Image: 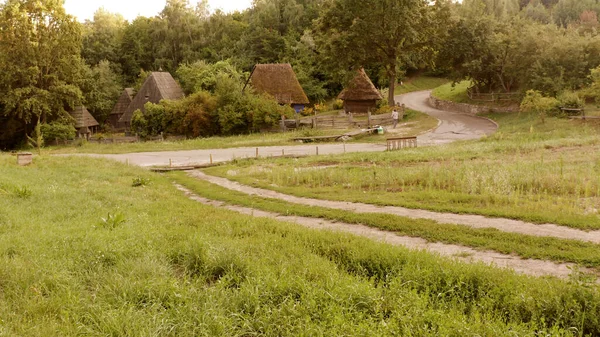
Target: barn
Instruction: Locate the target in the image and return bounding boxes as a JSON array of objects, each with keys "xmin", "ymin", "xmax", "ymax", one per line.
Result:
[
  {"xmin": 118, "ymin": 72, "xmax": 185, "ymax": 129},
  {"xmin": 108, "ymin": 88, "xmax": 134, "ymax": 129},
  {"xmin": 338, "ymin": 68, "xmax": 383, "ymax": 114},
  {"xmin": 249, "ymin": 64, "xmax": 310, "ymax": 113},
  {"xmin": 69, "ymin": 106, "xmax": 99, "ymax": 139}
]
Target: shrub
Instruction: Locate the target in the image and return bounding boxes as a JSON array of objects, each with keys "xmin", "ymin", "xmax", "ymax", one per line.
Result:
[
  {"xmin": 520, "ymin": 90, "xmax": 560, "ymax": 122},
  {"xmin": 333, "ymin": 99, "xmax": 344, "ymax": 110},
  {"xmin": 557, "ymin": 91, "xmax": 584, "ymax": 110},
  {"xmin": 40, "ymin": 121, "xmax": 76, "ymax": 144},
  {"xmin": 130, "ymin": 109, "xmax": 148, "ymax": 137}
]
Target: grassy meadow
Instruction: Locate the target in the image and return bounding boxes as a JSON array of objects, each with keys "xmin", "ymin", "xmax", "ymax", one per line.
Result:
[
  {"xmin": 204, "ymin": 112, "xmax": 600, "ymax": 229},
  {"xmin": 2, "ymin": 155, "xmax": 600, "ymax": 335}
]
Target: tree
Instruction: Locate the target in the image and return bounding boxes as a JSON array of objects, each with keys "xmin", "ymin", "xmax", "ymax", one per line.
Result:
[
  {"xmin": 80, "ymin": 60, "xmax": 123, "ymax": 123},
  {"xmin": 316, "ymin": 0, "xmax": 438, "ymax": 105},
  {"xmin": 82, "ymin": 8, "xmax": 127, "ymax": 68},
  {"xmin": 0, "ymin": 0, "xmax": 83, "ymax": 148}
]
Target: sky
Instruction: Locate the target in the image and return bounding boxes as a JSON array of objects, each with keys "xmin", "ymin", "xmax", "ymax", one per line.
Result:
[{"xmin": 63, "ymin": 0, "xmax": 253, "ymax": 21}]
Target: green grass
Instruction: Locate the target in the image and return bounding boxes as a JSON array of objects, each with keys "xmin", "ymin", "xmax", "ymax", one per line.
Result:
[
  {"xmin": 394, "ymin": 76, "xmax": 451, "ymax": 95},
  {"xmin": 205, "ymin": 112, "xmax": 600, "ymax": 229},
  {"xmin": 172, "ymin": 172, "xmax": 600, "ymax": 268},
  {"xmin": 3, "ymin": 155, "xmax": 600, "ymax": 335}
]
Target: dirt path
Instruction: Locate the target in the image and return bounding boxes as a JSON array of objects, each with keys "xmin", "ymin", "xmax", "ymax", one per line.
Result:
[
  {"xmin": 175, "ymin": 183, "xmax": 586, "ymax": 279},
  {"xmin": 190, "ymin": 171, "xmax": 600, "ymax": 244},
  {"xmin": 396, "ymin": 90, "xmax": 498, "ymax": 145}
]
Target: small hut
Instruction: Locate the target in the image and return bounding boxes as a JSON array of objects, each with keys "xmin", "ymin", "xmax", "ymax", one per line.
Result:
[
  {"xmin": 249, "ymin": 64, "xmax": 310, "ymax": 113},
  {"xmin": 108, "ymin": 88, "xmax": 134, "ymax": 129},
  {"xmin": 338, "ymin": 68, "xmax": 383, "ymax": 114},
  {"xmin": 69, "ymin": 106, "xmax": 99, "ymax": 139},
  {"xmin": 118, "ymin": 72, "xmax": 184, "ymax": 129}
]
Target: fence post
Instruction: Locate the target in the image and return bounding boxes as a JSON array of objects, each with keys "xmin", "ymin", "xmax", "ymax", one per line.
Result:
[
  {"xmin": 281, "ymin": 115, "xmax": 287, "ymax": 132},
  {"xmin": 368, "ymin": 110, "xmax": 372, "ymax": 128}
]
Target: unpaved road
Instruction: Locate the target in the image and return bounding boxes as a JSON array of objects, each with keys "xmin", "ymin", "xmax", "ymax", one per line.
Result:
[
  {"xmin": 396, "ymin": 90, "xmax": 498, "ymax": 145},
  {"xmin": 176, "ymin": 183, "xmax": 588, "ymax": 279},
  {"xmin": 76, "ymin": 90, "xmax": 497, "ymax": 167},
  {"xmin": 190, "ymin": 171, "xmax": 600, "ymax": 244}
]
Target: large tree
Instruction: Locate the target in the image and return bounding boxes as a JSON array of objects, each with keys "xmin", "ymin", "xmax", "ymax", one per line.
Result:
[
  {"xmin": 316, "ymin": 0, "xmax": 440, "ymax": 105},
  {"xmin": 0, "ymin": 0, "xmax": 83, "ymax": 147}
]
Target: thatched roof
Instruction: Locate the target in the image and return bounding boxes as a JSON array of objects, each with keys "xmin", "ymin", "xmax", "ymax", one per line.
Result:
[
  {"xmin": 118, "ymin": 72, "xmax": 184, "ymax": 125},
  {"xmin": 69, "ymin": 106, "xmax": 99, "ymax": 129},
  {"xmin": 110, "ymin": 88, "xmax": 134, "ymax": 116},
  {"xmin": 338, "ymin": 68, "xmax": 383, "ymax": 101},
  {"xmin": 250, "ymin": 64, "xmax": 309, "ymax": 105}
]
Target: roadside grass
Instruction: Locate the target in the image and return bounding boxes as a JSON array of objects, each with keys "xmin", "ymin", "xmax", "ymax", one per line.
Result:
[
  {"xmin": 172, "ymin": 171, "xmax": 600, "ymax": 268},
  {"xmin": 205, "ymin": 112, "xmax": 600, "ymax": 229},
  {"xmin": 394, "ymin": 76, "xmax": 450, "ymax": 95},
  {"xmin": 3, "ymin": 155, "xmax": 600, "ymax": 335}
]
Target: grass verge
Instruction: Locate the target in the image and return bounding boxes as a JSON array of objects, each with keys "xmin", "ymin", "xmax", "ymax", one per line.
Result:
[
  {"xmin": 172, "ymin": 171, "xmax": 600, "ymax": 269},
  {"xmin": 2, "ymin": 155, "xmax": 600, "ymax": 335}
]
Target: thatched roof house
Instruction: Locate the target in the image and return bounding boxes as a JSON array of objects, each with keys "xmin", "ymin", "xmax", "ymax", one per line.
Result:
[
  {"xmin": 69, "ymin": 106, "xmax": 99, "ymax": 138},
  {"xmin": 249, "ymin": 64, "xmax": 309, "ymax": 112},
  {"xmin": 118, "ymin": 72, "xmax": 184, "ymax": 128},
  {"xmin": 338, "ymin": 68, "xmax": 383, "ymax": 114},
  {"xmin": 108, "ymin": 88, "xmax": 134, "ymax": 129}
]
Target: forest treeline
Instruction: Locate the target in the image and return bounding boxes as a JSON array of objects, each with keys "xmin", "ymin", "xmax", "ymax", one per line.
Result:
[{"xmin": 2, "ymin": 0, "xmax": 600, "ymax": 149}]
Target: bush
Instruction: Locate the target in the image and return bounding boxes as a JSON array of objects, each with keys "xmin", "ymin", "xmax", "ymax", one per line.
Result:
[
  {"xmin": 557, "ymin": 91, "xmax": 584, "ymax": 109},
  {"xmin": 520, "ymin": 90, "xmax": 560, "ymax": 122},
  {"xmin": 333, "ymin": 99, "xmax": 344, "ymax": 110},
  {"xmin": 40, "ymin": 121, "xmax": 76, "ymax": 144},
  {"xmin": 130, "ymin": 109, "xmax": 149, "ymax": 138}
]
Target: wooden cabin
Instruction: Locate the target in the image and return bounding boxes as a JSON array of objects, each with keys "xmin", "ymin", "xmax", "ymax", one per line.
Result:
[
  {"xmin": 118, "ymin": 72, "xmax": 184, "ymax": 129},
  {"xmin": 108, "ymin": 88, "xmax": 134, "ymax": 129},
  {"xmin": 338, "ymin": 68, "xmax": 383, "ymax": 114},
  {"xmin": 249, "ymin": 64, "xmax": 310, "ymax": 113},
  {"xmin": 69, "ymin": 106, "xmax": 99, "ymax": 139}
]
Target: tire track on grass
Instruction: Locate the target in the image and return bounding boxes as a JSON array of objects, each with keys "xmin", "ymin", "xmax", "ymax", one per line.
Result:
[
  {"xmin": 175, "ymin": 183, "xmax": 588, "ymax": 279},
  {"xmin": 190, "ymin": 171, "xmax": 600, "ymax": 244}
]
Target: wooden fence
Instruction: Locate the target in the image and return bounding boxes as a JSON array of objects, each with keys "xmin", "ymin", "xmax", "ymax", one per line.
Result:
[{"xmin": 282, "ymin": 109, "xmax": 402, "ymax": 131}]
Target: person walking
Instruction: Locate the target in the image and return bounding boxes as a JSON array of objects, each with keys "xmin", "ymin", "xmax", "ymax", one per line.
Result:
[{"xmin": 391, "ymin": 108, "xmax": 399, "ymax": 129}]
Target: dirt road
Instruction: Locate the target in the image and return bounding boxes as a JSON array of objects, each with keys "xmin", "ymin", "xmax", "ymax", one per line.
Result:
[
  {"xmin": 190, "ymin": 171, "xmax": 600, "ymax": 244},
  {"xmin": 396, "ymin": 90, "xmax": 498, "ymax": 145},
  {"xmin": 79, "ymin": 90, "xmax": 497, "ymax": 167},
  {"xmin": 176, "ymin": 183, "xmax": 589, "ymax": 279}
]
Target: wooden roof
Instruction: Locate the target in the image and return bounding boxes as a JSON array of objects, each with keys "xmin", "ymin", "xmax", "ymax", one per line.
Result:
[
  {"xmin": 69, "ymin": 106, "xmax": 99, "ymax": 129},
  {"xmin": 118, "ymin": 72, "xmax": 184, "ymax": 124},
  {"xmin": 338, "ymin": 68, "xmax": 383, "ymax": 101},
  {"xmin": 110, "ymin": 88, "xmax": 134, "ymax": 116},
  {"xmin": 250, "ymin": 64, "xmax": 310, "ymax": 105}
]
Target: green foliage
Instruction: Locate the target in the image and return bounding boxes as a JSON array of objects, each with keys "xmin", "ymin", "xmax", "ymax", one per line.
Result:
[
  {"xmin": 520, "ymin": 90, "xmax": 559, "ymax": 122},
  {"xmin": 557, "ymin": 91, "xmax": 584, "ymax": 109},
  {"xmin": 40, "ymin": 121, "xmax": 77, "ymax": 143},
  {"xmin": 132, "ymin": 177, "xmax": 150, "ymax": 187},
  {"xmin": 13, "ymin": 186, "xmax": 32, "ymax": 199},
  {"xmin": 80, "ymin": 60, "xmax": 122, "ymax": 123},
  {"xmin": 176, "ymin": 60, "xmax": 245, "ymax": 95},
  {"xmin": 98, "ymin": 212, "xmax": 126, "ymax": 230},
  {"xmin": 130, "ymin": 109, "xmax": 149, "ymax": 137},
  {"xmin": 333, "ymin": 99, "xmax": 344, "ymax": 110}
]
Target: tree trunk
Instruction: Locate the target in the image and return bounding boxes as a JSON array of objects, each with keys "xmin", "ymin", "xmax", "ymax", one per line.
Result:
[
  {"xmin": 388, "ymin": 59, "xmax": 396, "ymax": 106},
  {"xmin": 388, "ymin": 73, "xmax": 396, "ymax": 106}
]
